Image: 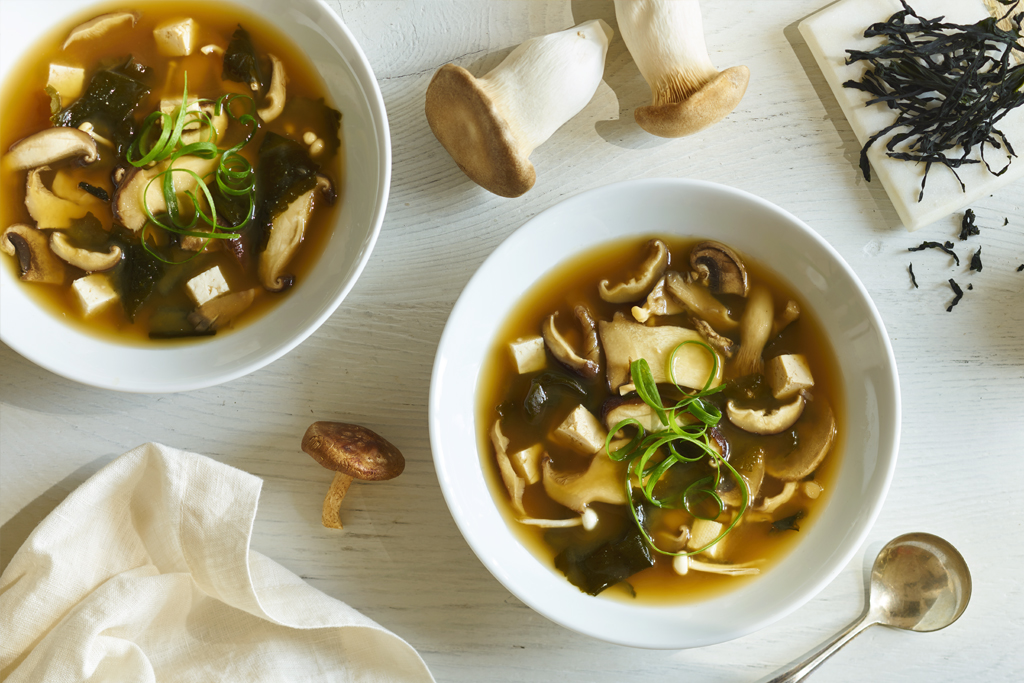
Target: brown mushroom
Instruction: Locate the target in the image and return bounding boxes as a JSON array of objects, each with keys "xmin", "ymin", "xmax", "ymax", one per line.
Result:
[
  {"xmin": 598, "ymin": 239, "xmax": 669, "ymax": 303},
  {"xmin": 690, "ymin": 241, "xmax": 748, "ymax": 297},
  {"xmin": 2, "ymin": 224, "xmax": 66, "ymax": 284},
  {"xmin": 49, "ymin": 232, "xmax": 122, "ymax": 271},
  {"xmin": 301, "ymin": 421, "xmax": 406, "ymax": 530},
  {"xmin": 733, "ymin": 284, "xmax": 773, "ymax": 376},
  {"xmin": 542, "ymin": 305, "xmax": 601, "ymax": 378},
  {"xmin": 663, "ymin": 271, "xmax": 739, "ymax": 332},
  {"xmin": 763, "ymin": 396, "xmax": 837, "ymax": 482},
  {"xmin": 5, "ymin": 128, "xmax": 99, "ymax": 172},
  {"xmin": 726, "ymin": 395, "xmax": 805, "ymax": 435}
]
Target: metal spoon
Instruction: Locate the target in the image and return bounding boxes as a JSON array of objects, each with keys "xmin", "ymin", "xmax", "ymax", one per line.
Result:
[{"xmin": 766, "ymin": 532, "xmax": 972, "ymax": 683}]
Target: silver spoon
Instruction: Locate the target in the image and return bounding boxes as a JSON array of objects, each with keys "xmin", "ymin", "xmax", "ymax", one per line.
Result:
[{"xmin": 766, "ymin": 532, "xmax": 972, "ymax": 683}]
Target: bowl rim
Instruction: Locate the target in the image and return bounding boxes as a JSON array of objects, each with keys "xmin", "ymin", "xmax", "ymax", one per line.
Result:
[
  {"xmin": 428, "ymin": 177, "xmax": 901, "ymax": 648},
  {"xmin": 0, "ymin": 0, "xmax": 391, "ymax": 393}
]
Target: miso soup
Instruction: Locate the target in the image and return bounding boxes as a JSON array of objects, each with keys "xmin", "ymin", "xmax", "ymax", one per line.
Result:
[
  {"xmin": 477, "ymin": 237, "xmax": 844, "ymax": 603},
  {"xmin": 0, "ymin": 1, "xmax": 343, "ymax": 343}
]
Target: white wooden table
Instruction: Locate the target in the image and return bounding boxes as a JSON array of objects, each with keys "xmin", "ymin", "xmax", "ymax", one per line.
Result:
[{"xmin": 3, "ymin": 2, "xmax": 1022, "ymax": 681}]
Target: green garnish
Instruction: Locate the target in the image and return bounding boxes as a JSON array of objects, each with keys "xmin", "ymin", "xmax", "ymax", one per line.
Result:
[
  {"xmin": 125, "ymin": 74, "xmax": 260, "ymax": 264},
  {"xmin": 604, "ymin": 341, "xmax": 748, "ymax": 558}
]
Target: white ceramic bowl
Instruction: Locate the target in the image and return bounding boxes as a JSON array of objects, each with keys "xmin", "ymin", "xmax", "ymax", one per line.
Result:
[
  {"xmin": 429, "ymin": 179, "xmax": 900, "ymax": 649},
  {"xmin": 0, "ymin": 0, "xmax": 390, "ymax": 392}
]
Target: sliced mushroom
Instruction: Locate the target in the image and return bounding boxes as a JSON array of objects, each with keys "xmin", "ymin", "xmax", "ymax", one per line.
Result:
[
  {"xmin": 62, "ymin": 11, "xmax": 140, "ymax": 50},
  {"xmin": 733, "ymin": 284, "xmax": 773, "ymax": 376},
  {"xmin": 25, "ymin": 168, "xmax": 90, "ymax": 229},
  {"xmin": 693, "ymin": 318, "xmax": 733, "ymax": 358},
  {"xmin": 49, "ymin": 232, "xmax": 121, "ymax": 271},
  {"xmin": 259, "ymin": 173, "xmax": 335, "ymax": 292},
  {"xmin": 542, "ymin": 451, "xmax": 627, "ymax": 513},
  {"xmin": 752, "ymin": 481, "xmax": 798, "ymax": 514},
  {"xmin": 598, "ymin": 239, "xmax": 669, "ymax": 303},
  {"xmin": 690, "ymin": 241, "xmax": 748, "ymax": 297},
  {"xmin": 491, "ymin": 419, "xmax": 527, "ymax": 516},
  {"xmin": 519, "ymin": 507, "xmax": 598, "ymax": 530},
  {"xmin": 631, "ymin": 273, "xmax": 685, "ymax": 323},
  {"xmin": 772, "ymin": 299, "xmax": 801, "ymax": 337},
  {"xmin": 257, "ymin": 54, "xmax": 287, "ymax": 123},
  {"xmin": 542, "ymin": 305, "xmax": 600, "ymax": 378},
  {"xmin": 187, "ymin": 288, "xmax": 256, "ymax": 332},
  {"xmin": 602, "ymin": 395, "xmax": 696, "ymax": 432},
  {"xmin": 598, "ymin": 312, "xmax": 722, "ymax": 393},
  {"xmin": 2, "ymin": 224, "xmax": 66, "ymax": 284},
  {"xmin": 718, "ymin": 446, "xmax": 765, "ymax": 507},
  {"xmin": 5, "ymin": 128, "xmax": 98, "ymax": 172},
  {"xmin": 663, "ymin": 271, "xmax": 739, "ymax": 332},
  {"xmin": 764, "ymin": 395, "xmax": 836, "ymax": 482},
  {"xmin": 726, "ymin": 395, "xmax": 804, "ymax": 435},
  {"xmin": 112, "ymin": 155, "xmax": 219, "ymax": 232}
]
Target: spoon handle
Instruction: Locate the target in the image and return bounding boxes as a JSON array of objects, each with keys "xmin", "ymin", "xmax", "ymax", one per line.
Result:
[{"xmin": 764, "ymin": 613, "xmax": 877, "ymax": 683}]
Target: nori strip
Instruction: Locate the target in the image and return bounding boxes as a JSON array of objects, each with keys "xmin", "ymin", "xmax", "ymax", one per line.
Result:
[
  {"xmin": 970, "ymin": 247, "xmax": 984, "ymax": 272},
  {"xmin": 968, "ymin": 283, "xmax": 974, "ymax": 290},
  {"xmin": 254, "ymin": 132, "xmax": 320, "ymax": 246},
  {"xmin": 78, "ymin": 182, "xmax": 110, "ymax": 202},
  {"xmin": 772, "ymin": 511, "xmax": 805, "ymax": 533},
  {"xmin": 908, "ymin": 262, "xmax": 919, "ymax": 288},
  {"xmin": 223, "ymin": 25, "xmax": 269, "ymax": 98},
  {"xmin": 1005, "ymin": 218, "xmax": 1010, "ymax": 226},
  {"xmin": 1018, "ymin": 264, "xmax": 1024, "ymax": 271},
  {"xmin": 909, "ymin": 240, "xmax": 960, "ymax": 265},
  {"xmin": 960, "ymin": 209, "xmax": 980, "ymax": 240},
  {"xmin": 946, "ymin": 278, "xmax": 964, "ymax": 312},
  {"xmin": 843, "ymin": 1, "xmax": 1024, "ymax": 200},
  {"xmin": 55, "ymin": 57, "xmax": 150, "ymax": 157}
]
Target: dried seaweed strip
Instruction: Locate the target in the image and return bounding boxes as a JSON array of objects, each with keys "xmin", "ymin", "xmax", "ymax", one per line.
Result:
[
  {"xmin": 843, "ymin": 1, "xmax": 1024, "ymax": 200},
  {"xmin": 909, "ymin": 240, "xmax": 961, "ymax": 265},
  {"xmin": 971, "ymin": 246, "xmax": 984, "ymax": 271},
  {"xmin": 909, "ymin": 262, "xmax": 919, "ymax": 288},
  {"xmin": 968, "ymin": 283, "xmax": 974, "ymax": 290},
  {"xmin": 947, "ymin": 278, "xmax": 965, "ymax": 311},
  {"xmin": 960, "ymin": 209, "xmax": 980, "ymax": 240},
  {"xmin": 1018, "ymin": 263, "xmax": 1024, "ymax": 271}
]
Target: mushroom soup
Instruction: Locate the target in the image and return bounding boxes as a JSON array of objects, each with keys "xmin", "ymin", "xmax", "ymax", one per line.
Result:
[
  {"xmin": 477, "ymin": 237, "xmax": 844, "ymax": 603},
  {"xmin": 0, "ymin": 1, "xmax": 343, "ymax": 342}
]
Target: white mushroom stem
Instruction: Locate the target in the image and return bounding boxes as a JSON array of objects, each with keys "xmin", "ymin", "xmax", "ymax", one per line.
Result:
[
  {"xmin": 425, "ymin": 19, "xmax": 612, "ymax": 197},
  {"xmin": 257, "ymin": 54, "xmax": 287, "ymax": 123},
  {"xmin": 614, "ymin": 0, "xmax": 749, "ymax": 138}
]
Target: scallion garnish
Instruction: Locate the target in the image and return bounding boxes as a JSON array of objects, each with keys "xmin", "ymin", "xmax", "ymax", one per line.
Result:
[
  {"xmin": 125, "ymin": 73, "xmax": 260, "ymax": 264},
  {"xmin": 603, "ymin": 341, "xmax": 748, "ymax": 558}
]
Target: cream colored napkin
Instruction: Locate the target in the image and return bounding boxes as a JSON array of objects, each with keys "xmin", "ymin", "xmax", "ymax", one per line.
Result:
[{"xmin": 0, "ymin": 443, "xmax": 434, "ymax": 683}]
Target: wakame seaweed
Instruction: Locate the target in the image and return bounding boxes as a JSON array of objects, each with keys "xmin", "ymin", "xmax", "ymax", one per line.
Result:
[
  {"xmin": 55, "ymin": 57, "xmax": 151, "ymax": 157},
  {"xmin": 843, "ymin": 1, "xmax": 1024, "ymax": 200},
  {"xmin": 909, "ymin": 240, "xmax": 960, "ymax": 265},
  {"xmin": 523, "ymin": 370, "xmax": 588, "ymax": 423},
  {"xmin": 255, "ymin": 132, "xmax": 320, "ymax": 242},
  {"xmin": 909, "ymin": 262, "xmax": 919, "ymax": 288},
  {"xmin": 223, "ymin": 25, "xmax": 269, "ymax": 98},
  {"xmin": 960, "ymin": 209, "xmax": 980, "ymax": 240},
  {"xmin": 971, "ymin": 247, "xmax": 984, "ymax": 271},
  {"xmin": 771, "ymin": 511, "xmax": 805, "ymax": 533},
  {"xmin": 946, "ymin": 278, "xmax": 965, "ymax": 312},
  {"xmin": 115, "ymin": 237, "xmax": 163, "ymax": 322},
  {"xmin": 555, "ymin": 510, "xmax": 655, "ymax": 596}
]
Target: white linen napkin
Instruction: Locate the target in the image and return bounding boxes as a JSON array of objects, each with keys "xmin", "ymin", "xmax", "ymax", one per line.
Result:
[{"xmin": 0, "ymin": 442, "xmax": 435, "ymax": 683}]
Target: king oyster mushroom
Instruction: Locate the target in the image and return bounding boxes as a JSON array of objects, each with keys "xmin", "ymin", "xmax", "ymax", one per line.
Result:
[
  {"xmin": 614, "ymin": 0, "xmax": 749, "ymax": 138},
  {"xmin": 598, "ymin": 239, "xmax": 669, "ymax": 303},
  {"xmin": 733, "ymin": 284, "xmax": 773, "ymax": 377},
  {"xmin": 542, "ymin": 451, "xmax": 628, "ymax": 513},
  {"xmin": 726, "ymin": 395, "xmax": 805, "ymax": 435},
  {"xmin": 424, "ymin": 20, "xmax": 612, "ymax": 197},
  {"xmin": 663, "ymin": 271, "xmax": 739, "ymax": 332},
  {"xmin": 49, "ymin": 232, "xmax": 122, "ymax": 271},
  {"xmin": 542, "ymin": 305, "xmax": 601, "ymax": 378},
  {"xmin": 2, "ymin": 224, "xmax": 66, "ymax": 284},
  {"xmin": 259, "ymin": 173, "xmax": 335, "ymax": 292},
  {"xmin": 62, "ymin": 11, "xmax": 140, "ymax": 50},
  {"xmin": 4, "ymin": 128, "xmax": 99, "ymax": 171}
]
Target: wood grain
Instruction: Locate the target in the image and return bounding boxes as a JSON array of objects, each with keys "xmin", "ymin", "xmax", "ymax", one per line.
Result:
[{"xmin": 2, "ymin": 1, "xmax": 1022, "ymax": 681}]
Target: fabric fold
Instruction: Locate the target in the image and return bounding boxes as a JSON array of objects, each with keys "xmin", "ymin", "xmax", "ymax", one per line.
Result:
[{"xmin": 1, "ymin": 443, "xmax": 434, "ymax": 683}]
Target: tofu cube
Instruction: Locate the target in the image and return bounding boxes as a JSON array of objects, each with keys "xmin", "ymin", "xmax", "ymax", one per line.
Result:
[
  {"xmin": 508, "ymin": 335, "xmax": 546, "ymax": 374},
  {"xmin": 767, "ymin": 354, "xmax": 815, "ymax": 399},
  {"xmin": 72, "ymin": 274, "xmax": 118, "ymax": 316},
  {"xmin": 509, "ymin": 444, "xmax": 543, "ymax": 485},
  {"xmin": 47, "ymin": 63, "xmax": 86, "ymax": 100},
  {"xmin": 153, "ymin": 18, "xmax": 195, "ymax": 57},
  {"xmin": 552, "ymin": 405, "xmax": 608, "ymax": 455},
  {"xmin": 186, "ymin": 266, "xmax": 230, "ymax": 306}
]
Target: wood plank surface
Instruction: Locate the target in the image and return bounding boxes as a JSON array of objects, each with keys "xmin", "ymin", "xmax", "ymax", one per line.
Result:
[{"xmin": 2, "ymin": 1, "xmax": 1022, "ymax": 681}]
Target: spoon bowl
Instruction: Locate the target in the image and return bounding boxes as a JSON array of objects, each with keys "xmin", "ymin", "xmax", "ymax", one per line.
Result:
[{"xmin": 768, "ymin": 533, "xmax": 971, "ymax": 683}]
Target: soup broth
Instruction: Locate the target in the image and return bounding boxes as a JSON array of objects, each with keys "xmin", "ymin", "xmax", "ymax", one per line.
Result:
[
  {"xmin": 477, "ymin": 237, "xmax": 845, "ymax": 603},
  {"xmin": 0, "ymin": 1, "xmax": 343, "ymax": 343}
]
